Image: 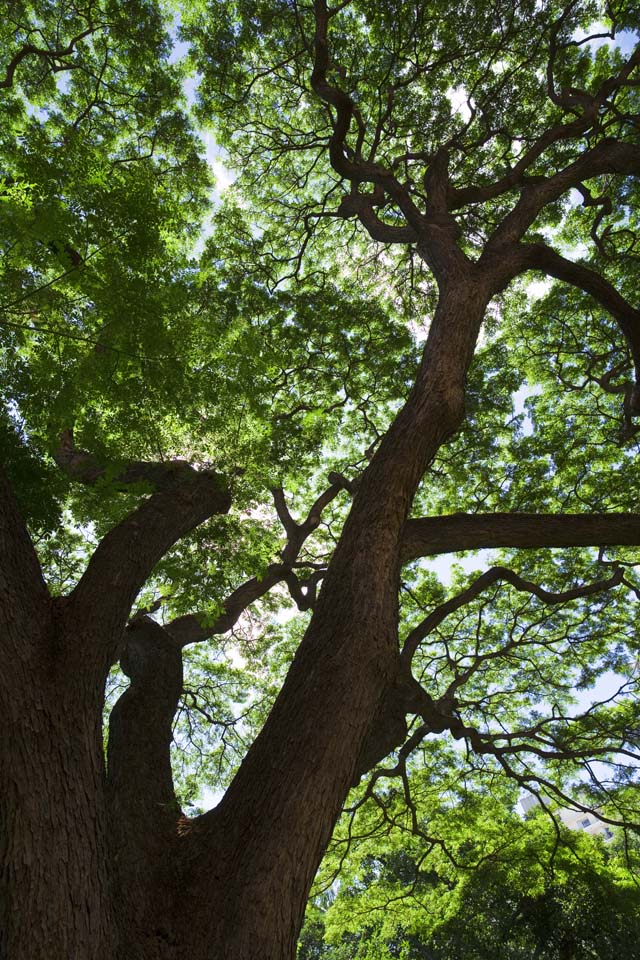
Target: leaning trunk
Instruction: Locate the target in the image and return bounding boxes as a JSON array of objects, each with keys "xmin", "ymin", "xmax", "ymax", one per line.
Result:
[{"xmin": 175, "ymin": 280, "xmax": 489, "ymax": 958}]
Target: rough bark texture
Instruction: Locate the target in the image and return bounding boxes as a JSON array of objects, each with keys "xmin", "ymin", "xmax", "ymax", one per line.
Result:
[
  {"xmin": 0, "ymin": 470, "xmax": 116, "ymax": 959},
  {"xmin": 1, "ymin": 273, "xmax": 491, "ymax": 960},
  {"xmin": 2, "ymin": 319, "xmax": 640, "ymax": 960},
  {"xmin": 6, "ymin": 242, "xmax": 639, "ymax": 957},
  {"xmin": 0, "ymin": 645, "xmax": 117, "ymax": 960},
  {"xmin": 106, "ymin": 617, "xmax": 184, "ymax": 959},
  {"xmin": 0, "ymin": 464, "xmax": 232, "ymax": 960},
  {"xmin": 401, "ymin": 512, "xmax": 640, "ymax": 561}
]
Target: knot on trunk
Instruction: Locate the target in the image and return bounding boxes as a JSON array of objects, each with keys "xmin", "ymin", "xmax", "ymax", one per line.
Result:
[
  {"xmin": 121, "ymin": 616, "xmax": 182, "ymax": 693},
  {"xmin": 353, "ymin": 677, "xmax": 412, "ymax": 782}
]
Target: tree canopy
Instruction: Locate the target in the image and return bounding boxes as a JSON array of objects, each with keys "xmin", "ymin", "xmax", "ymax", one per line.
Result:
[
  {"xmin": 1, "ymin": 1, "xmax": 640, "ymax": 958},
  {"xmin": 299, "ymin": 796, "xmax": 640, "ymax": 959}
]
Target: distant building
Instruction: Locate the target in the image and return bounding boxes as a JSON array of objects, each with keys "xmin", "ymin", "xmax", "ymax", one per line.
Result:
[
  {"xmin": 557, "ymin": 806, "xmax": 614, "ymax": 841},
  {"xmin": 518, "ymin": 793, "xmax": 614, "ymax": 841}
]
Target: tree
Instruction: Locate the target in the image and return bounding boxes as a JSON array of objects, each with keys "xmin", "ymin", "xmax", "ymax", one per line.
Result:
[
  {"xmin": 1, "ymin": 1, "xmax": 640, "ymax": 957},
  {"xmin": 299, "ymin": 791, "xmax": 640, "ymax": 959}
]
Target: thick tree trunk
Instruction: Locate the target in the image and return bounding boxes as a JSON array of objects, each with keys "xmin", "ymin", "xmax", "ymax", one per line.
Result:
[
  {"xmin": 0, "ymin": 470, "xmax": 115, "ymax": 958},
  {"xmin": 0, "ymin": 467, "xmax": 231, "ymax": 960},
  {"xmin": 2, "ymin": 267, "xmax": 633, "ymax": 959},
  {"xmin": 1, "ymin": 281, "xmax": 488, "ymax": 960},
  {"xmin": 0, "ymin": 606, "xmax": 117, "ymax": 960}
]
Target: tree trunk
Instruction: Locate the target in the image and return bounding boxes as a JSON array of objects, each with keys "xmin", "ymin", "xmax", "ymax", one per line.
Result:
[
  {"xmin": 1, "ymin": 280, "xmax": 488, "ymax": 960},
  {"xmin": 0, "ymin": 603, "xmax": 117, "ymax": 960},
  {"xmin": 174, "ymin": 279, "xmax": 489, "ymax": 959},
  {"xmin": 106, "ymin": 617, "xmax": 186, "ymax": 959}
]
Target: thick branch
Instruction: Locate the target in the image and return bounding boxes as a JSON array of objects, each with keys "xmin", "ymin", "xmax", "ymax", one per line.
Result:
[
  {"xmin": 452, "ymin": 36, "xmax": 640, "ymax": 211},
  {"xmin": 357, "ymin": 561, "xmax": 625, "ymax": 777},
  {"xmin": 519, "ymin": 243, "xmax": 640, "ymax": 395},
  {"xmin": 166, "ymin": 563, "xmax": 293, "ymax": 646},
  {"xmin": 485, "ymin": 140, "xmax": 640, "ymax": 252},
  {"xmin": 336, "ymin": 193, "xmax": 418, "ymax": 243},
  {"xmin": 107, "ymin": 616, "xmax": 182, "ymax": 821},
  {"xmin": 401, "ymin": 511, "xmax": 640, "ymax": 562},
  {"xmin": 449, "ymin": 112, "xmax": 594, "ymax": 209},
  {"xmin": 54, "ymin": 428, "xmax": 206, "ymax": 492},
  {"xmin": 310, "ymin": 0, "xmax": 472, "ymax": 281},
  {"xmin": 0, "ymin": 27, "xmax": 95, "ymax": 89},
  {"xmin": 309, "ymin": 0, "xmax": 432, "ymax": 241},
  {"xmin": 168, "ymin": 510, "xmax": 640, "ymax": 646},
  {"xmin": 0, "ymin": 466, "xmax": 49, "ymax": 648},
  {"xmin": 70, "ymin": 470, "xmax": 231, "ymax": 663}
]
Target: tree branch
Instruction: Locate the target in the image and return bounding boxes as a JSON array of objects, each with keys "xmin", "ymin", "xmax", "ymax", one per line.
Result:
[
  {"xmin": 54, "ymin": 428, "xmax": 208, "ymax": 492},
  {"xmin": 156, "ymin": 509, "xmax": 640, "ymax": 722},
  {"xmin": 400, "ymin": 563, "xmax": 624, "ymax": 664},
  {"xmin": 166, "ymin": 479, "xmax": 346, "ymax": 646},
  {"xmin": 517, "ymin": 243, "xmax": 640, "ymax": 401},
  {"xmin": 166, "ymin": 564, "xmax": 293, "ymax": 646},
  {"xmin": 401, "ymin": 511, "xmax": 640, "ymax": 562},
  {"xmin": 357, "ymin": 557, "xmax": 626, "ymax": 778},
  {"xmin": 0, "ymin": 27, "xmax": 96, "ymax": 90},
  {"xmin": 309, "ymin": 0, "xmax": 427, "ymax": 235},
  {"xmin": 336, "ymin": 193, "xmax": 418, "ymax": 243},
  {"xmin": 451, "ymin": 36, "xmax": 640, "ymax": 211},
  {"xmin": 485, "ymin": 140, "xmax": 640, "ymax": 252},
  {"xmin": 107, "ymin": 616, "xmax": 183, "ymax": 822},
  {"xmin": 70, "ymin": 469, "xmax": 231, "ymax": 663},
  {"xmin": 449, "ymin": 110, "xmax": 594, "ymax": 209},
  {"xmin": 0, "ymin": 466, "xmax": 49, "ymax": 649},
  {"xmin": 309, "ymin": 0, "xmax": 472, "ymax": 281}
]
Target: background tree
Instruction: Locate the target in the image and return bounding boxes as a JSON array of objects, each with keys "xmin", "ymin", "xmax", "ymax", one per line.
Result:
[
  {"xmin": 2, "ymin": 1, "xmax": 640, "ymax": 958},
  {"xmin": 299, "ymin": 799, "xmax": 640, "ymax": 959}
]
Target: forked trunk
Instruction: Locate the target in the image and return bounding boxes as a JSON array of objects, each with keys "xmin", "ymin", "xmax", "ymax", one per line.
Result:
[{"xmin": 1, "ymin": 282, "xmax": 487, "ymax": 959}]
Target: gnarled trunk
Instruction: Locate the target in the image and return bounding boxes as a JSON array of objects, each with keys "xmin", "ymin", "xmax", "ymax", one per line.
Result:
[{"xmin": 173, "ymin": 280, "xmax": 489, "ymax": 959}]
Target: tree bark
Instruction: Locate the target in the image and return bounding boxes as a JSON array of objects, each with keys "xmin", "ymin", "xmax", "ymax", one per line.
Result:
[
  {"xmin": 0, "ymin": 465, "xmax": 231, "ymax": 960},
  {"xmin": 0, "ymin": 642, "xmax": 118, "ymax": 960},
  {"xmin": 401, "ymin": 512, "xmax": 640, "ymax": 561},
  {"xmin": 0, "ymin": 280, "xmax": 487, "ymax": 960},
  {"xmin": 2, "ymin": 275, "xmax": 640, "ymax": 957},
  {"xmin": 4, "ymin": 271, "xmax": 640, "ymax": 960},
  {"xmin": 0, "ymin": 467, "xmax": 117, "ymax": 959},
  {"xmin": 5, "ymin": 5, "xmax": 640, "ymax": 957},
  {"xmin": 106, "ymin": 617, "xmax": 185, "ymax": 959}
]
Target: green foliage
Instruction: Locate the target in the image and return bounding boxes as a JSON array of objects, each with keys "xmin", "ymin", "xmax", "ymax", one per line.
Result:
[
  {"xmin": 301, "ymin": 797, "xmax": 640, "ymax": 959},
  {"xmin": 4, "ymin": 0, "xmax": 640, "ymax": 947}
]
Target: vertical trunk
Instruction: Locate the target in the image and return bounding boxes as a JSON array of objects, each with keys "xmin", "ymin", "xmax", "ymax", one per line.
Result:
[
  {"xmin": 0, "ymin": 603, "xmax": 117, "ymax": 960},
  {"xmin": 1, "ymin": 464, "xmax": 233, "ymax": 960},
  {"xmin": 1, "ymin": 469, "xmax": 117, "ymax": 958},
  {"xmin": 106, "ymin": 617, "xmax": 185, "ymax": 959},
  {"xmin": 176, "ymin": 280, "xmax": 489, "ymax": 959},
  {"xmin": 1, "ymin": 607, "xmax": 185, "ymax": 960}
]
